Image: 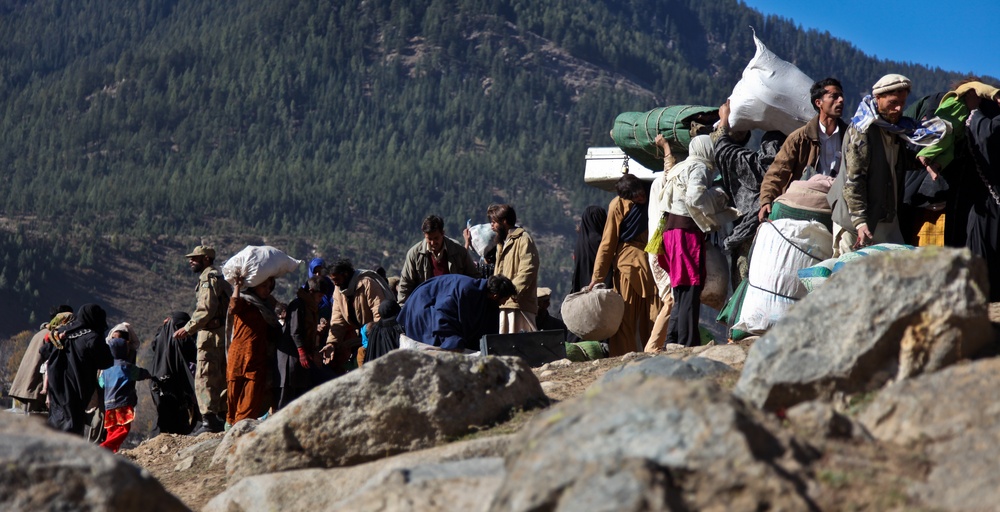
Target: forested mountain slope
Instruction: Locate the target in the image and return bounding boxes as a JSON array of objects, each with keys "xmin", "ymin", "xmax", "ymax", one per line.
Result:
[{"xmin": 0, "ymin": 0, "xmax": 976, "ymax": 340}]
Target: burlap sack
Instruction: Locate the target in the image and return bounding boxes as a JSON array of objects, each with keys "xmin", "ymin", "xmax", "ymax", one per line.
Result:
[{"xmin": 560, "ymin": 285, "xmax": 625, "ymax": 340}]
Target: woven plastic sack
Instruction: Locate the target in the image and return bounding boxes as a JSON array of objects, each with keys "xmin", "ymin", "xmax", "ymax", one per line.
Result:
[
  {"xmin": 222, "ymin": 245, "xmax": 302, "ymax": 288},
  {"xmin": 560, "ymin": 284, "xmax": 625, "ymax": 341},
  {"xmin": 798, "ymin": 243, "xmax": 915, "ymax": 293},
  {"xmin": 728, "ymin": 30, "xmax": 814, "ymax": 135},
  {"xmin": 733, "ymin": 219, "xmax": 832, "ymax": 335}
]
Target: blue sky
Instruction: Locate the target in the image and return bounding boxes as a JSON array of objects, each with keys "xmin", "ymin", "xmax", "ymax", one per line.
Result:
[{"xmin": 740, "ymin": 0, "xmax": 1000, "ymax": 79}]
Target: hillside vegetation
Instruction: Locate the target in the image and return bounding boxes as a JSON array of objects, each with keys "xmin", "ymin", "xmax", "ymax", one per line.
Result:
[{"xmin": 0, "ymin": 0, "xmax": 976, "ymax": 341}]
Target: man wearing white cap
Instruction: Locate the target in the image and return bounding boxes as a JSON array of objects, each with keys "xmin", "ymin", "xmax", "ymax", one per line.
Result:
[{"xmin": 829, "ymin": 74, "xmax": 945, "ymax": 255}]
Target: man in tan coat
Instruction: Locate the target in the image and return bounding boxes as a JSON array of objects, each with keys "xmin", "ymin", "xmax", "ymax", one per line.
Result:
[
  {"xmin": 321, "ymin": 259, "xmax": 389, "ymax": 372},
  {"xmin": 488, "ymin": 204, "xmax": 539, "ymax": 334},
  {"xmin": 174, "ymin": 245, "xmax": 232, "ymax": 434}
]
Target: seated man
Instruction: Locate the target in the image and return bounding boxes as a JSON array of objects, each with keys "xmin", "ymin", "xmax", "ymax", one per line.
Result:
[
  {"xmin": 534, "ymin": 287, "xmax": 567, "ymax": 333},
  {"xmin": 398, "ymin": 215, "xmax": 480, "ymax": 304},
  {"xmin": 397, "ymin": 274, "xmax": 516, "ymax": 351}
]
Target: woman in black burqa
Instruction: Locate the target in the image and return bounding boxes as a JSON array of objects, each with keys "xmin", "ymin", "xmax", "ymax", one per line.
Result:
[
  {"xmin": 572, "ymin": 205, "xmax": 611, "ymax": 293},
  {"xmin": 43, "ymin": 304, "xmax": 114, "ymax": 435},
  {"xmin": 149, "ymin": 311, "xmax": 200, "ymax": 435}
]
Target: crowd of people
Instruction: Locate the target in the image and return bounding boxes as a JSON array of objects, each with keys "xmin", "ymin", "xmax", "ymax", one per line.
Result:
[{"xmin": 7, "ymin": 72, "xmax": 1000, "ymax": 448}]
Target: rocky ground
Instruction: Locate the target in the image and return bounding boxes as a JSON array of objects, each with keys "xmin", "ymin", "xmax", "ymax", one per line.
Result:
[
  {"xmin": 121, "ymin": 333, "xmax": 955, "ymax": 511},
  {"xmin": 26, "ymin": 249, "xmax": 1000, "ymax": 511}
]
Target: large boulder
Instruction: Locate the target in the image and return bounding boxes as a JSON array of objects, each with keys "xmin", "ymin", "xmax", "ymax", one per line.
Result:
[
  {"xmin": 207, "ymin": 435, "xmax": 512, "ymax": 511},
  {"xmin": 735, "ymin": 248, "xmax": 991, "ymax": 411},
  {"xmin": 859, "ymin": 357, "xmax": 1000, "ymax": 511},
  {"xmin": 0, "ymin": 413, "xmax": 189, "ymax": 511},
  {"xmin": 489, "ymin": 375, "xmax": 818, "ymax": 511},
  {"xmin": 227, "ymin": 350, "xmax": 545, "ymax": 482}
]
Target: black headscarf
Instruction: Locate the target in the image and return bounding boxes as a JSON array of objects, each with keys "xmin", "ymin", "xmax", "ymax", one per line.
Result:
[
  {"xmin": 365, "ymin": 300, "xmax": 404, "ymax": 363},
  {"xmin": 572, "ymin": 206, "xmax": 609, "ymax": 292},
  {"xmin": 618, "ymin": 200, "xmax": 648, "ymax": 244},
  {"xmin": 58, "ymin": 303, "xmax": 109, "ymax": 340}
]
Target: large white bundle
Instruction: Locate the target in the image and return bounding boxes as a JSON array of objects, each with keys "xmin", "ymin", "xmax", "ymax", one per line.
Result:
[
  {"xmin": 728, "ymin": 30, "xmax": 815, "ymax": 135},
  {"xmin": 734, "ymin": 219, "xmax": 832, "ymax": 335},
  {"xmin": 560, "ymin": 285, "xmax": 625, "ymax": 341},
  {"xmin": 466, "ymin": 221, "xmax": 497, "ymax": 261},
  {"xmin": 222, "ymin": 245, "xmax": 302, "ymax": 288}
]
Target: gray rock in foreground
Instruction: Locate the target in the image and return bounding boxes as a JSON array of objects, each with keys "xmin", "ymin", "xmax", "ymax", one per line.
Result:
[
  {"xmin": 735, "ymin": 247, "xmax": 991, "ymax": 411},
  {"xmin": 490, "ymin": 376, "xmax": 818, "ymax": 511},
  {"xmin": 227, "ymin": 350, "xmax": 545, "ymax": 482},
  {"xmin": 206, "ymin": 435, "xmax": 512, "ymax": 512},
  {"xmin": 859, "ymin": 357, "xmax": 1000, "ymax": 511},
  {"xmin": 0, "ymin": 413, "xmax": 189, "ymax": 512}
]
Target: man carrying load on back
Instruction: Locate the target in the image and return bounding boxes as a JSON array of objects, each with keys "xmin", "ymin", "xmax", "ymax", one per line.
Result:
[
  {"xmin": 758, "ymin": 78, "xmax": 848, "ymax": 222},
  {"xmin": 175, "ymin": 245, "xmax": 232, "ymax": 435}
]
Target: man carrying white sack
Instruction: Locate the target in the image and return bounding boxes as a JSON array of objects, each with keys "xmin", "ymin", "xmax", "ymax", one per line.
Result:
[
  {"xmin": 758, "ymin": 77, "xmax": 848, "ymax": 223},
  {"xmin": 829, "ymin": 74, "xmax": 948, "ymax": 255}
]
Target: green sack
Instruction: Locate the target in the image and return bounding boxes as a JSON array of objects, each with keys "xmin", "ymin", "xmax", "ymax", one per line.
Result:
[
  {"xmin": 716, "ymin": 278, "xmax": 751, "ymax": 341},
  {"xmin": 564, "ymin": 341, "xmax": 606, "ymax": 362},
  {"xmin": 611, "ymin": 105, "xmax": 720, "ymax": 171}
]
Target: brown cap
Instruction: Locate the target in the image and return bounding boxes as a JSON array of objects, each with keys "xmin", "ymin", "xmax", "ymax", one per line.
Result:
[
  {"xmin": 872, "ymin": 74, "xmax": 911, "ymax": 96},
  {"xmin": 185, "ymin": 245, "xmax": 216, "ymax": 259}
]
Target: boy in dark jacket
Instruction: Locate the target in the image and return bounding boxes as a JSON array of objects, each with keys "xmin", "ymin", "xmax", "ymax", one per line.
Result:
[{"xmin": 99, "ymin": 337, "xmax": 152, "ymax": 452}]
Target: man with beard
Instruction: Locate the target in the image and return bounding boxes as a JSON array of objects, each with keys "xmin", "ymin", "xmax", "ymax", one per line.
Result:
[
  {"xmin": 488, "ymin": 204, "xmax": 540, "ymax": 334},
  {"xmin": 321, "ymin": 259, "xmax": 390, "ymax": 371},
  {"xmin": 830, "ymin": 74, "xmax": 945, "ymax": 255},
  {"xmin": 174, "ymin": 245, "xmax": 232, "ymax": 434},
  {"xmin": 759, "ymin": 78, "xmax": 848, "ymax": 222}
]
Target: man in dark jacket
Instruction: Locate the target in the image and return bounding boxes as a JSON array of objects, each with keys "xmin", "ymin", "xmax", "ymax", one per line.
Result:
[
  {"xmin": 712, "ymin": 100, "xmax": 786, "ymax": 287},
  {"xmin": 276, "ymin": 277, "xmax": 325, "ymax": 408},
  {"xmin": 43, "ymin": 304, "xmax": 114, "ymax": 435},
  {"xmin": 398, "ymin": 215, "xmax": 480, "ymax": 304},
  {"xmin": 398, "ymin": 274, "xmax": 516, "ymax": 351}
]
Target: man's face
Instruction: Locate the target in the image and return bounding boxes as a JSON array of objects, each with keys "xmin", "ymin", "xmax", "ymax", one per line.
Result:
[
  {"xmin": 632, "ymin": 190, "xmax": 648, "ymax": 205},
  {"xmin": 817, "ymin": 86, "xmax": 844, "ymax": 118},
  {"xmin": 312, "ymin": 265, "xmax": 325, "ymax": 277},
  {"xmin": 188, "ymin": 256, "xmax": 207, "ymax": 273},
  {"xmin": 876, "ymin": 90, "xmax": 909, "ymax": 124},
  {"xmin": 490, "ymin": 218, "xmax": 509, "ymax": 240},
  {"xmin": 331, "ymin": 272, "xmax": 348, "ymax": 288},
  {"xmin": 424, "ymin": 230, "xmax": 445, "ymax": 254}
]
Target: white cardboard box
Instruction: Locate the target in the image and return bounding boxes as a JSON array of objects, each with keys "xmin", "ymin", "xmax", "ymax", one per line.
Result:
[{"xmin": 584, "ymin": 147, "xmax": 659, "ymax": 191}]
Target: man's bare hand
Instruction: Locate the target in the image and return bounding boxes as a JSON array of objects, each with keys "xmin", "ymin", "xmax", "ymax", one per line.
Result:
[
  {"xmin": 718, "ymin": 100, "xmax": 731, "ymax": 130},
  {"xmin": 855, "ymin": 224, "xmax": 874, "ymax": 248},
  {"xmin": 173, "ymin": 327, "xmax": 188, "ymax": 339},
  {"xmin": 757, "ymin": 204, "xmax": 772, "ymax": 223}
]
